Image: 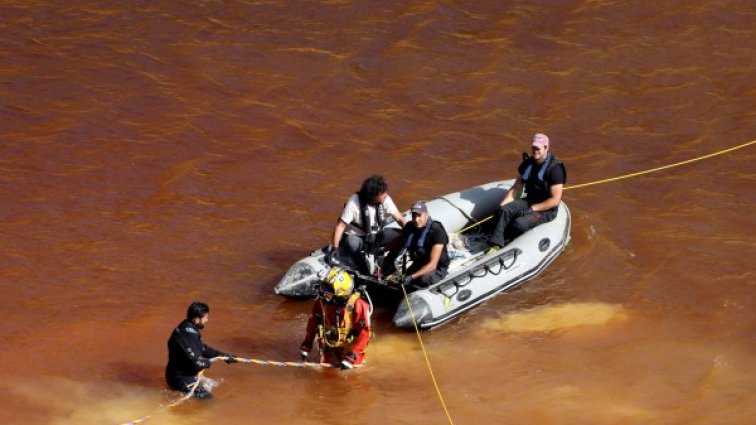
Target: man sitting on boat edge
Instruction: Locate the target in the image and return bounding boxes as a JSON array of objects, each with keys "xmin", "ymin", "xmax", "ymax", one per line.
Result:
[
  {"xmin": 488, "ymin": 133, "xmax": 567, "ymax": 249},
  {"xmin": 380, "ymin": 201, "xmax": 451, "ymax": 288},
  {"xmin": 328, "ymin": 174, "xmax": 407, "ymax": 275}
]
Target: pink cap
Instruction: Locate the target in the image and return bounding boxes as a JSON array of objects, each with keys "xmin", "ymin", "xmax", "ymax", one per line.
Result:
[{"xmin": 532, "ymin": 133, "xmax": 549, "ymax": 149}]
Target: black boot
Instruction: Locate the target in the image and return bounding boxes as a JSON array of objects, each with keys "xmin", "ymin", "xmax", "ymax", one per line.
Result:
[{"xmin": 188, "ymin": 384, "xmax": 214, "ymax": 400}]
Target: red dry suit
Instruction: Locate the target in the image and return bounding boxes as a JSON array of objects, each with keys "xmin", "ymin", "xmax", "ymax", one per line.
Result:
[{"xmin": 300, "ymin": 294, "xmax": 371, "ymax": 366}]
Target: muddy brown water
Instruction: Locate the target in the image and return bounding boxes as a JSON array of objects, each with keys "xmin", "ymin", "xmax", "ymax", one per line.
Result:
[{"xmin": 1, "ymin": 1, "xmax": 755, "ymax": 424}]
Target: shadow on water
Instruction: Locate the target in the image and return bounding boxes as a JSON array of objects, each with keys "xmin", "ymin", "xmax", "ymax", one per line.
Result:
[{"xmin": 256, "ymin": 246, "xmax": 320, "ymax": 272}]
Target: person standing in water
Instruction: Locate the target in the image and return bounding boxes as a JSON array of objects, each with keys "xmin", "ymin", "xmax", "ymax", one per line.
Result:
[
  {"xmin": 165, "ymin": 301, "xmax": 237, "ymax": 399},
  {"xmin": 299, "ymin": 268, "xmax": 371, "ymax": 369}
]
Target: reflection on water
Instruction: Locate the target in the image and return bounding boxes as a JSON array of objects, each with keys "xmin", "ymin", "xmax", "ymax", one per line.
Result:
[
  {"xmin": 479, "ymin": 302, "xmax": 627, "ymax": 333},
  {"xmin": 8, "ymin": 378, "xmax": 168, "ymax": 425}
]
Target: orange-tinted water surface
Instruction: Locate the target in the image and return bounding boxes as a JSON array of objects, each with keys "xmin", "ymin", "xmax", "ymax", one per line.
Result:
[{"xmin": 1, "ymin": 1, "xmax": 755, "ymax": 424}]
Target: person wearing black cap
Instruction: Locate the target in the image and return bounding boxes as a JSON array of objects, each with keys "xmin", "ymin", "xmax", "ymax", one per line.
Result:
[
  {"xmin": 489, "ymin": 133, "xmax": 567, "ymax": 248},
  {"xmin": 380, "ymin": 201, "xmax": 450, "ymax": 287}
]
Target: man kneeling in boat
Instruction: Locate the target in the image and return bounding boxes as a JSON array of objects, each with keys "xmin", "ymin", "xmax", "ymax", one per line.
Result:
[
  {"xmin": 489, "ymin": 133, "xmax": 567, "ymax": 248},
  {"xmin": 299, "ymin": 267, "xmax": 372, "ymax": 369},
  {"xmin": 380, "ymin": 201, "xmax": 451, "ymax": 287}
]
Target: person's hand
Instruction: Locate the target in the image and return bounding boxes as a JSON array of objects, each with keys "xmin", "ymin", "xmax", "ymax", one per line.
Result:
[
  {"xmin": 225, "ymin": 355, "xmax": 237, "ymax": 364},
  {"xmin": 324, "ymin": 245, "xmax": 333, "ymax": 265},
  {"xmin": 403, "ymin": 275, "xmax": 414, "ymax": 286},
  {"xmin": 300, "ymin": 350, "xmax": 309, "ymax": 362},
  {"xmin": 325, "ymin": 245, "xmax": 338, "ymax": 266}
]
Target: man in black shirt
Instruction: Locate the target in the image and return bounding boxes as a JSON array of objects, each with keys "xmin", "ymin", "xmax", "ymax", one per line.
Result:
[
  {"xmin": 489, "ymin": 133, "xmax": 567, "ymax": 248},
  {"xmin": 381, "ymin": 201, "xmax": 450, "ymax": 287},
  {"xmin": 165, "ymin": 302, "xmax": 236, "ymax": 399}
]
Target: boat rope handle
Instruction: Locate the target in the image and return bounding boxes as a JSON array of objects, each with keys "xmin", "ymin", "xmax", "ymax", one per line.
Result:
[
  {"xmin": 400, "ymin": 284, "xmax": 456, "ymax": 425},
  {"xmin": 453, "ymin": 139, "xmax": 756, "ymax": 235}
]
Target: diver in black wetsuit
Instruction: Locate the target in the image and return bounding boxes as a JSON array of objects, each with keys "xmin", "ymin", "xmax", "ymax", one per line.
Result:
[{"xmin": 165, "ymin": 302, "xmax": 236, "ymax": 399}]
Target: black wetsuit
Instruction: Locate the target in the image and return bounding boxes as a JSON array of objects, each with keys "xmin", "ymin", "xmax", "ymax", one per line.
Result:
[{"xmin": 165, "ymin": 320, "xmax": 227, "ymax": 392}]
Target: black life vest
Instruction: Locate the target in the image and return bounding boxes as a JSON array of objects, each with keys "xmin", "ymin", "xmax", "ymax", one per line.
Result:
[
  {"xmin": 520, "ymin": 152, "xmax": 566, "ymax": 204},
  {"xmin": 404, "ymin": 219, "xmax": 449, "ymax": 268},
  {"xmin": 355, "ymin": 194, "xmax": 385, "ymax": 249},
  {"xmin": 355, "ymin": 193, "xmax": 384, "ymax": 233}
]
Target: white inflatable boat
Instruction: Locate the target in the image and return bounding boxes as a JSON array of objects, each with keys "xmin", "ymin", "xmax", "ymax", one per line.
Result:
[{"xmin": 275, "ymin": 180, "xmax": 571, "ymax": 329}]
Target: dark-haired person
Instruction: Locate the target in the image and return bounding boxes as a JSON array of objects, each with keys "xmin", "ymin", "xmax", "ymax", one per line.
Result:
[
  {"xmin": 381, "ymin": 201, "xmax": 450, "ymax": 287},
  {"xmin": 165, "ymin": 302, "xmax": 236, "ymax": 399},
  {"xmin": 329, "ymin": 174, "xmax": 406, "ymax": 275},
  {"xmin": 489, "ymin": 133, "xmax": 567, "ymax": 248}
]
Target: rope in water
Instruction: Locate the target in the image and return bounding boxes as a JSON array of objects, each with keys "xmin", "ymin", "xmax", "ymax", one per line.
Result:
[
  {"xmin": 565, "ymin": 139, "xmax": 755, "ymax": 190},
  {"xmin": 400, "ymin": 284, "xmax": 456, "ymax": 425},
  {"xmin": 119, "ymin": 370, "xmax": 205, "ymax": 425},
  {"xmin": 117, "ymin": 356, "xmax": 341, "ymax": 424},
  {"xmin": 406, "ymin": 139, "xmax": 755, "ymax": 425}
]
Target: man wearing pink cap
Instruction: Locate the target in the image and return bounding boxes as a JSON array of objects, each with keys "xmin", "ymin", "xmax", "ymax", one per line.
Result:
[{"xmin": 488, "ymin": 133, "xmax": 567, "ymax": 248}]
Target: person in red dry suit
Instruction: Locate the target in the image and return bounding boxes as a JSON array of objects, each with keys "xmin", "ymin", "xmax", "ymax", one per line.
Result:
[{"xmin": 299, "ymin": 267, "xmax": 372, "ymax": 369}]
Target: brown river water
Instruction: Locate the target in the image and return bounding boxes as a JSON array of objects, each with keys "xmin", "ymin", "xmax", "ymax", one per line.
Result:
[{"xmin": 1, "ymin": 1, "xmax": 755, "ymax": 424}]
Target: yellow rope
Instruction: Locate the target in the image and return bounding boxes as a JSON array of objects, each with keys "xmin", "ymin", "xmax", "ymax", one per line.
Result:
[
  {"xmin": 401, "ymin": 284, "xmax": 456, "ymax": 425},
  {"xmin": 454, "ymin": 214, "xmax": 494, "ymax": 235},
  {"xmin": 565, "ymin": 139, "xmax": 755, "ymax": 190}
]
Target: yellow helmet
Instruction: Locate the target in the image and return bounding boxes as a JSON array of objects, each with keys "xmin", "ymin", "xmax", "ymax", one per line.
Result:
[{"xmin": 322, "ymin": 267, "xmax": 354, "ymax": 298}]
